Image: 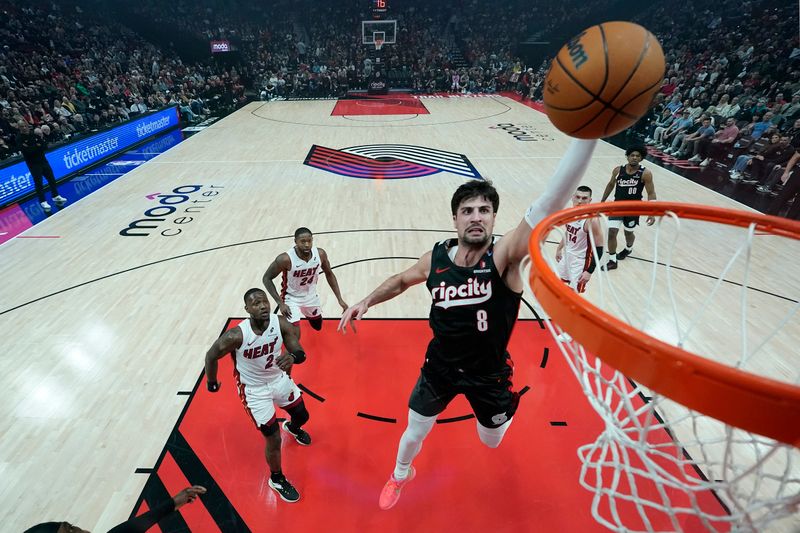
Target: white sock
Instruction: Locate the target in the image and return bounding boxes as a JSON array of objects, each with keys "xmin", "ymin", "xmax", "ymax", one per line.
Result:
[
  {"xmin": 393, "ymin": 409, "xmax": 437, "ymax": 479},
  {"xmin": 625, "ymin": 246, "xmax": 633, "ymax": 252},
  {"xmin": 609, "ymin": 253, "xmax": 617, "ymax": 261}
]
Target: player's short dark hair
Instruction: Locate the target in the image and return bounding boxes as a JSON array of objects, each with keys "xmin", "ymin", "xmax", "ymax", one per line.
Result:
[
  {"xmin": 625, "ymin": 145, "xmax": 646, "ymax": 157},
  {"xmin": 577, "ymin": 185, "xmax": 592, "ymax": 196},
  {"xmin": 243, "ymin": 287, "xmax": 266, "ymax": 303},
  {"xmin": 294, "ymin": 227, "xmax": 312, "ymax": 239},
  {"xmin": 451, "ymin": 180, "xmax": 499, "ymax": 215}
]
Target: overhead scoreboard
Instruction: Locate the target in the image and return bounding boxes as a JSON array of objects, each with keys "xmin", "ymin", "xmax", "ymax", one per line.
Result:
[{"xmin": 371, "ymin": 0, "xmax": 387, "ymax": 19}]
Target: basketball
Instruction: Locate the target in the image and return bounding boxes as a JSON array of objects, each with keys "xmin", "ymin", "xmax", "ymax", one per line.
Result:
[{"xmin": 543, "ymin": 21, "xmax": 665, "ymax": 139}]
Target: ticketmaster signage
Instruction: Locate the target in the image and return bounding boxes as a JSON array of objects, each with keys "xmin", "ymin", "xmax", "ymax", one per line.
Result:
[{"xmin": 0, "ymin": 107, "xmax": 179, "ymax": 206}]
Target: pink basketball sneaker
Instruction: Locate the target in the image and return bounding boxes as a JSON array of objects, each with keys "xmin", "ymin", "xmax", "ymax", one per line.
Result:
[{"xmin": 378, "ymin": 466, "xmax": 416, "ymax": 510}]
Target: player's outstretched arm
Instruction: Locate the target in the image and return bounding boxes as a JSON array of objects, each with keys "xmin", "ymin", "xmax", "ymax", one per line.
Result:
[
  {"xmin": 277, "ymin": 315, "xmax": 306, "ymax": 371},
  {"xmin": 589, "ymin": 216, "xmax": 605, "ymax": 247},
  {"xmin": 319, "ymin": 248, "xmax": 348, "ymax": 312},
  {"xmin": 495, "ymin": 139, "xmax": 597, "ymax": 270},
  {"xmin": 204, "ymin": 328, "xmax": 243, "ymax": 392},
  {"xmin": 643, "ymin": 169, "xmax": 657, "ymax": 225},
  {"xmin": 337, "ymin": 251, "xmax": 432, "ymax": 334},
  {"xmin": 601, "ymin": 166, "xmax": 620, "ymax": 202},
  {"xmin": 577, "ymin": 217, "xmax": 606, "ymax": 293},
  {"xmin": 262, "ymin": 253, "xmax": 292, "ymax": 318},
  {"xmin": 555, "ymin": 236, "xmax": 565, "ymax": 263}
]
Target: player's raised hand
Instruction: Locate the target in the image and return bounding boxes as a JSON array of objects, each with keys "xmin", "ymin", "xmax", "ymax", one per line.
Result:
[
  {"xmin": 172, "ymin": 485, "xmax": 207, "ymax": 509},
  {"xmin": 338, "ymin": 301, "xmax": 368, "ymax": 334}
]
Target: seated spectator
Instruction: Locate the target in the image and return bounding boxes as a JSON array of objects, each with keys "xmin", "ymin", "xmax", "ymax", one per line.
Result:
[
  {"xmin": 40, "ymin": 124, "xmax": 61, "ymax": 144},
  {"xmin": 689, "ymin": 117, "xmax": 739, "ymax": 166},
  {"xmin": 750, "ymin": 97, "xmax": 769, "ymax": 118},
  {"xmin": 71, "ymin": 113, "xmax": 87, "ymax": 133},
  {"xmin": 719, "ymin": 96, "xmax": 741, "ymax": 120},
  {"xmin": 729, "ymin": 133, "xmax": 794, "ymax": 183},
  {"xmin": 778, "ymin": 94, "xmax": 800, "ymax": 121},
  {"xmin": 686, "ymin": 99, "xmax": 704, "ymax": 121},
  {"xmin": 116, "ymin": 105, "xmax": 130, "ymax": 121},
  {"xmin": 61, "ymin": 97, "xmax": 77, "ymax": 115},
  {"xmin": 688, "ymin": 80, "xmax": 706, "ymax": 99},
  {"xmin": 656, "ymin": 110, "xmax": 693, "ymax": 149},
  {"xmin": 0, "ymin": 137, "xmax": 13, "ymax": 160},
  {"xmin": 766, "ymin": 150, "xmax": 800, "ymax": 219},
  {"xmin": 57, "ymin": 116, "xmax": 76, "ymax": 137},
  {"xmin": 130, "ymin": 98, "xmax": 148, "ymax": 115},
  {"xmin": 753, "ymin": 135, "xmax": 797, "ymax": 191},
  {"xmin": 661, "ymin": 77, "xmax": 678, "ymax": 96},
  {"xmin": 169, "ymin": 93, "xmax": 197, "ymax": 122},
  {"xmin": 748, "ymin": 134, "xmax": 794, "ymax": 186},
  {"xmin": 52, "ymin": 101, "xmax": 72, "ymax": 120},
  {"xmin": 665, "ymin": 95, "xmax": 683, "ymax": 115},
  {"xmin": 667, "ymin": 116, "xmax": 715, "ymax": 159},
  {"xmin": 783, "ymin": 117, "xmax": 800, "ymax": 145},
  {"xmin": 735, "ymin": 99, "xmax": 756, "ymax": 123},
  {"xmin": 740, "ymin": 113, "xmax": 774, "ymax": 140},
  {"xmin": 645, "ymin": 107, "xmax": 674, "ymax": 144}
]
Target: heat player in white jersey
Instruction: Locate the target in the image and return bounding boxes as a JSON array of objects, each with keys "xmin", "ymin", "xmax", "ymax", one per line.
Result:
[
  {"xmin": 263, "ymin": 227, "xmax": 348, "ymax": 333},
  {"xmin": 555, "ymin": 186, "xmax": 605, "ymax": 293},
  {"xmin": 204, "ymin": 288, "xmax": 312, "ymax": 503}
]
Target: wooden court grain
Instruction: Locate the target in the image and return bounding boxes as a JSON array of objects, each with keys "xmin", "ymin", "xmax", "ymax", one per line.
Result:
[{"xmin": 0, "ymin": 96, "xmax": 796, "ymax": 532}]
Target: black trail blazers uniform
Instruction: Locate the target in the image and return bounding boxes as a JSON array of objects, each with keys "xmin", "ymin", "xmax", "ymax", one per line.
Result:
[
  {"xmin": 408, "ymin": 238, "xmax": 522, "ymax": 428},
  {"xmin": 612, "ymin": 164, "xmax": 646, "ymax": 229}
]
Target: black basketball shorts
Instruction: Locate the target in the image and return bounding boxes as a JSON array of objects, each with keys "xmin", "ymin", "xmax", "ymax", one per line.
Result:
[
  {"xmin": 609, "ymin": 215, "xmax": 640, "ymax": 230},
  {"xmin": 408, "ymin": 362, "xmax": 519, "ymax": 428}
]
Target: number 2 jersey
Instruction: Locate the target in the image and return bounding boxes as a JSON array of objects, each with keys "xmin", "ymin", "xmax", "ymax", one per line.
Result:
[
  {"xmin": 425, "ymin": 238, "xmax": 521, "ymax": 373},
  {"xmin": 233, "ymin": 315, "xmax": 285, "ymax": 386},
  {"xmin": 281, "ymin": 246, "xmax": 321, "ymax": 305}
]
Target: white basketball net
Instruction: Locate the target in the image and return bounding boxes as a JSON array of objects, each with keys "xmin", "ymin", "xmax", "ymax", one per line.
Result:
[{"xmin": 524, "ymin": 209, "xmax": 800, "ymax": 533}]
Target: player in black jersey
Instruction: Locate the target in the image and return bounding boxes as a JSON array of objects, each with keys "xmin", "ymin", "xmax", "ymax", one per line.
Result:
[
  {"xmin": 600, "ymin": 146, "xmax": 657, "ymax": 270},
  {"xmin": 338, "ymin": 139, "xmax": 598, "ymax": 510}
]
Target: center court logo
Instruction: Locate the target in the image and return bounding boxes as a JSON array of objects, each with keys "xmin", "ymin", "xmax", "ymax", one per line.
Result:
[
  {"xmin": 303, "ymin": 144, "xmax": 482, "ymax": 180},
  {"xmin": 120, "ymin": 184, "xmax": 224, "ymax": 237}
]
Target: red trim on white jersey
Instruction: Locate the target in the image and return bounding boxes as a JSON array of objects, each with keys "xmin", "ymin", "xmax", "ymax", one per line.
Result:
[
  {"xmin": 280, "ymin": 270, "xmax": 288, "ymax": 301},
  {"xmin": 231, "ymin": 354, "xmax": 258, "ymax": 427}
]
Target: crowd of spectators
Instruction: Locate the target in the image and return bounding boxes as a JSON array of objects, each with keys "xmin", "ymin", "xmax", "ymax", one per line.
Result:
[
  {"xmin": 0, "ymin": 0, "xmax": 246, "ymax": 161},
  {"xmin": 625, "ymin": 0, "xmax": 800, "ymax": 216},
  {"xmin": 2, "ymin": 0, "xmax": 800, "ymax": 217}
]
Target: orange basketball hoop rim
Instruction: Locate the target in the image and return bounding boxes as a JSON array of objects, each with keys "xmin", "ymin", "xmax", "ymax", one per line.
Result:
[{"xmin": 528, "ymin": 200, "xmax": 800, "ymax": 447}]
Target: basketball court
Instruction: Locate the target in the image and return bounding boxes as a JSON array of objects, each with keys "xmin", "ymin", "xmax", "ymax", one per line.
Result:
[{"xmin": 1, "ymin": 94, "xmax": 798, "ymax": 532}]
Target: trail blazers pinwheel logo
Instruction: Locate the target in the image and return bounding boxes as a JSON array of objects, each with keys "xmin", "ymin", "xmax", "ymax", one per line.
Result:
[{"xmin": 303, "ymin": 144, "xmax": 483, "ymax": 180}]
